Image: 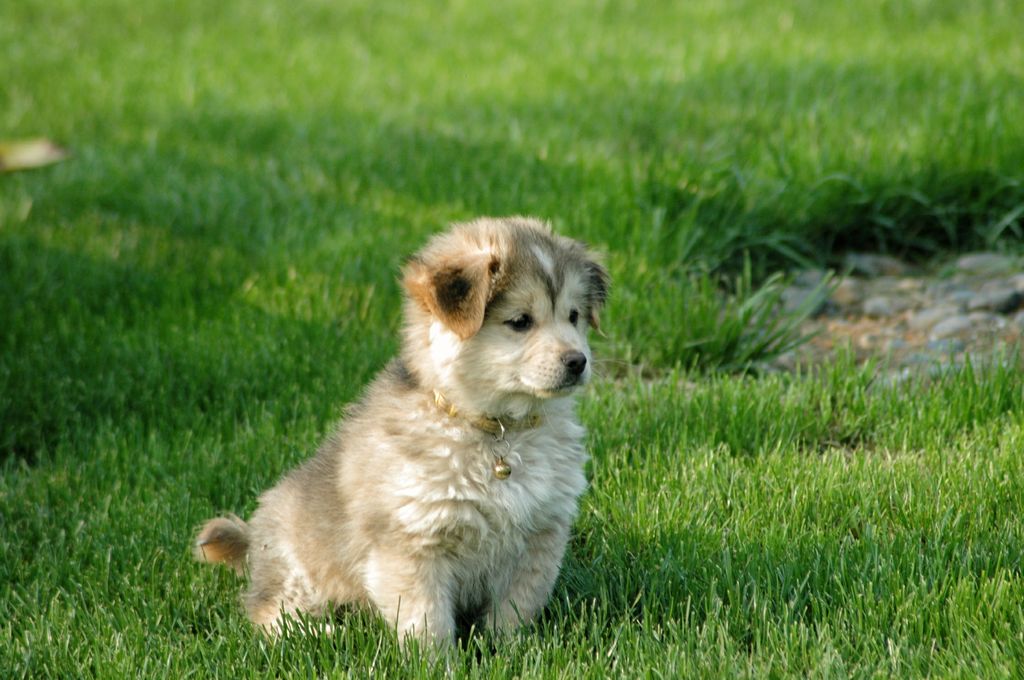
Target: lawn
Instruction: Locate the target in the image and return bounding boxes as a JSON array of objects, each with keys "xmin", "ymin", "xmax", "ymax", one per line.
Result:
[{"xmin": 2, "ymin": 0, "xmax": 1024, "ymax": 677}]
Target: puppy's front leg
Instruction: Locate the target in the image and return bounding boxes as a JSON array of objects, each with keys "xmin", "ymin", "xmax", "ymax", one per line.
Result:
[
  {"xmin": 488, "ymin": 524, "xmax": 570, "ymax": 631},
  {"xmin": 364, "ymin": 547, "xmax": 455, "ymax": 647}
]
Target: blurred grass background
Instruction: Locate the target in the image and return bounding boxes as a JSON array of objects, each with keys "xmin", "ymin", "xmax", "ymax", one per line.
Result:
[
  {"xmin": 4, "ymin": 0, "xmax": 1022, "ymax": 454},
  {"xmin": 2, "ymin": 0, "xmax": 1024, "ymax": 676}
]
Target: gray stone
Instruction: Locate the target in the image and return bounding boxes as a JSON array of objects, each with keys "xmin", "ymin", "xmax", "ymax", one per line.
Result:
[
  {"xmin": 830, "ymin": 277, "xmax": 863, "ymax": 307},
  {"xmin": 929, "ymin": 315, "xmax": 973, "ymax": 340},
  {"xmin": 1012, "ymin": 311, "xmax": 1024, "ymax": 332},
  {"xmin": 904, "ymin": 352, "xmax": 942, "ymax": 367},
  {"xmin": 895, "ymin": 277, "xmax": 925, "ymax": 293},
  {"xmin": 967, "ymin": 311, "xmax": 1000, "ymax": 326},
  {"xmin": 863, "ymin": 295, "xmax": 911, "ymax": 317},
  {"xmin": 967, "ymin": 289, "xmax": 1023, "ymax": 314},
  {"xmin": 926, "ymin": 338, "xmax": 965, "ymax": 354},
  {"xmin": 926, "ymin": 280, "xmax": 960, "ymax": 297},
  {"xmin": 794, "ymin": 269, "xmax": 827, "ymax": 288},
  {"xmin": 781, "ymin": 285, "xmax": 828, "ymax": 316},
  {"xmin": 866, "ymin": 275, "xmax": 904, "ymax": 294},
  {"xmin": 981, "ymin": 277, "xmax": 1020, "ymax": 294},
  {"xmin": 908, "ymin": 305, "xmax": 962, "ymax": 331},
  {"xmin": 844, "ymin": 253, "xmax": 910, "ymax": 278},
  {"xmin": 772, "ymin": 350, "xmax": 797, "ymax": 371},
  {"xmin": 863, "ymin": 296, "xmax": 894, "ymax": 317},
  {"xmin": 939, "ymin": 290, "xmax": 974, "ymax": 309},
  {"xmin": 1009, "ymin": 274, "xmax": 1024, "ymax": 292},
  {"xmin": 955, "ymin": 252, "xmax": 1017, "ymax": 275},
  {"xmin": 883, "ymin": 338, "xmax": 909, "ymax": 351},
  {"xmin": 858, "ymin": 332, "xmax": 888, "ymax": 349}
]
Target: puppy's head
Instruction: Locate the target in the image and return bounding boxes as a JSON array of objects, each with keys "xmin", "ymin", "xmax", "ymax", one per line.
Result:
[{"xmin": 402, "ymin": 217, "xmax": 608, "ymax": 413}]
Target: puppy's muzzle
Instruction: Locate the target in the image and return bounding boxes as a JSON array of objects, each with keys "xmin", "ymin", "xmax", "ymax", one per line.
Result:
[{"xmin": 560, "ymin": 350, "xmax": 588, "ymax": 386}]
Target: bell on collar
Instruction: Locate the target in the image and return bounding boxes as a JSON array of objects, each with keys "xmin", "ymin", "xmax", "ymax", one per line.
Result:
[{"xmin": 493, "ymin": 458, "xmax": 512, "ymax": 480}]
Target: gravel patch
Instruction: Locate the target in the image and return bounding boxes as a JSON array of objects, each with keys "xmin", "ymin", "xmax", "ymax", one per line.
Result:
[{"xmin": 773, "ymin": 251, "xmax": 1024, "ymax": 377}]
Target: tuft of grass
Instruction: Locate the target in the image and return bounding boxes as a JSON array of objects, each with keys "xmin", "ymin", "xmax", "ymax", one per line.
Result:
[{"xmin": 605, "ymin": 262, "xmax": 830, "ymax": 373}]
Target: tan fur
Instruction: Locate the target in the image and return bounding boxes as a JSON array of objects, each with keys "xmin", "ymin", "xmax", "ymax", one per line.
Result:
[
  {"xmin": 194, "ymin": 216, "xmax": 608, "ymax": 646},
  {"xmin": 193, "ymin": 515, "xmax": 249, "ymax": 575},
  {"xmin": 403, "ymin": 250, "xmax": 499, "ymax": 340}
]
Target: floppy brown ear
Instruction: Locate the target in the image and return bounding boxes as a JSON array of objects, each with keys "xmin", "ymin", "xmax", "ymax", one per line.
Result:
[{"xmin": 403, "ymin": 253, "xmax": 499, "ymax": 339}]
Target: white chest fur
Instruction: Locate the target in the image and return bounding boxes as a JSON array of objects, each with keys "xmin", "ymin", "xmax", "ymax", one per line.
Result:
[
  {"xmin": 389, "ymin": 416, "xmax": 588, "ymax": 551},
  {"xmin": 486, "ymin": 425, "xmax": 588, "ymax": 530}
]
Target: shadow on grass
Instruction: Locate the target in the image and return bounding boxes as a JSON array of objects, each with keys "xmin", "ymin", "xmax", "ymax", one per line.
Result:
[
  {"xmin": 32, "ymin": 53, "xmax": 1024, "ymax": 274},
  {"xmin": 5, "ymin": 50, "xmax": 1023, "ymax": 460},
  {"xmin": 1, "ymin": 107, "xmax": 613, "ymax": 462},
  {"xmin": 0, "ymin": 235, "xmax": 394, "ymax": 462}
]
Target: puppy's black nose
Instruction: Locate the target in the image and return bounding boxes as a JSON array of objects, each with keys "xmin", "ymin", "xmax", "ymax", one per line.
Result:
[{"xmin": 561, "ymin": 351, "xmax": 587, "ymax": 376}]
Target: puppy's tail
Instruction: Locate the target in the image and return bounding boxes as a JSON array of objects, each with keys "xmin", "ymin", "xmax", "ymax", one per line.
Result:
[{"xmin": 193, "ymin": 514, "xmax": 250, "ymax": 575}]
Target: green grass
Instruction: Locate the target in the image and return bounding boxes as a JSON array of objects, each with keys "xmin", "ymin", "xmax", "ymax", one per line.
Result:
[
  {"xmin": 4, "ymin": 362, "xmax": 1024, "ymax": 677},
  {"xmin": 3, "ymin": 0, "xmax": 1024, "ymax": 676}
]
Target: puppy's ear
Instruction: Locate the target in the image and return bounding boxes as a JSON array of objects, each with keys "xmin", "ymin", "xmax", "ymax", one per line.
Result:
[
  {"xmin": 403, "ymin": 253, "xmax": 500, "ymax": 339},
  {"xmin": 583, "ymin": 257, "xmax": 610, "ymax": 331}
]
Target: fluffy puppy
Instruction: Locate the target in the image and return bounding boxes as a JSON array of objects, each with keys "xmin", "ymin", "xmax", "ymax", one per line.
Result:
[{"xmin": 194, "ymin": 216, "xmax": 608, "ymax": 646}]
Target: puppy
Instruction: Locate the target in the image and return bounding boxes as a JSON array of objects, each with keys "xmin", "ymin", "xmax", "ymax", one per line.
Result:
[{"xmin": 194, "ymin": 216, "xmax": 608, "ymax": 646}]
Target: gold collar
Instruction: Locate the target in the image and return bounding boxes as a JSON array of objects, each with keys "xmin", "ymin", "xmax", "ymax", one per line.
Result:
[{"xmin": 431, "ymin": 390, "xmax": 543, "ymax": 436}]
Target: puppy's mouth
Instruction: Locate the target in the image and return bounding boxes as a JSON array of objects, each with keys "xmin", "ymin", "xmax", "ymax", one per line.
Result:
[{"xmin": 528, "ymin": 375, "xmax": 586, "ymax": 399}]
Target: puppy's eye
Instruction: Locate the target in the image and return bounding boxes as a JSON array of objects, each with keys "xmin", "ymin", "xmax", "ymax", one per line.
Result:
[
  {"xmin": 569, "ymin": 309, "xmax": 579, "ymax": 325},
  {"xmin": 505, "ymin": 314, "xmax": 534, "ymax": 332}
]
